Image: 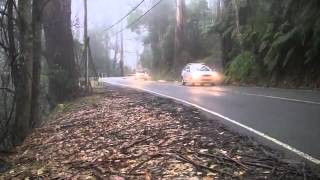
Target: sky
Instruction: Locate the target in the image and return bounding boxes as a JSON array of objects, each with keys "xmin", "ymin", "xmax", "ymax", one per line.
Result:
[{"xmin": 71, "ymin": 0, "xmax": 146, "ymax": 69}]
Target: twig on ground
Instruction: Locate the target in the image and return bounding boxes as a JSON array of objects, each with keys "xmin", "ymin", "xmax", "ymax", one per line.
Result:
[
  {"xmin": 173, "ymin": 154, "xmax": 234, "ymax": 176},
  {"xmin": 121, "ymin": 133, "xmax": 161, "ymax": 151},
  {"xmin": 198, "ymin": 151, "xmax": 249, "ymax": 170},
  {"xmin": 128, "ymin": 154, "xmax": 163, "ymax": 174},
  {"xmin": 242, "ymin": 161, "xmax": 273, "ymax": 169}
]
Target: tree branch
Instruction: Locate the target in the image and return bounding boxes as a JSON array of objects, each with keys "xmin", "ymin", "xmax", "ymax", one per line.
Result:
[{"xmin": 0, "ymin": 87, "xmax": 15, "ymax": 94}]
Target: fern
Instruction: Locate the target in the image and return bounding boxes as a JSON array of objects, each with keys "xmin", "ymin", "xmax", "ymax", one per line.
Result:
[
  {"xmin": 227, "ymin": 51, "xmax": 260, "ymax": 82},
  {"xmin": 282, "ymin": 48, "xmax": 295, "ymax": 68},
  {"xmin": 272, "ymin": 27, "xmax": 299, "ymax": 47},
  {"xmin": 264, "ymin": 47, "xmax": 279, "ymax": 71},
  {"xmin": 222, "ymin": 25, "xmax": 234, "ymax": 38}
]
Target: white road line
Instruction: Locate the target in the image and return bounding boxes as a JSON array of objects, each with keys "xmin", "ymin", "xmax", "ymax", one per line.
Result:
[
  {"xmin": 241, "ymin": 92, "xmax": 320, "ymax": 105},
  {"xmin": 105, "ymin": 80, "xmax": 320, "ymax": 165}
]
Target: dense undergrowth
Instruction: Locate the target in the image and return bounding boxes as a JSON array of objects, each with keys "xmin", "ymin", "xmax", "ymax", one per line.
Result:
[
  {"xmin": 216, "ymin": 0, "xmax": 320, "ymax": 88},
  {"xmin": 137, "ymin": 0, "xmax": 320, "ymax": 89}
]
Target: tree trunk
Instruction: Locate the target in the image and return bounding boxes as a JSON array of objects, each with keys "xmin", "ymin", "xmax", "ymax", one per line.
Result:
[
  {"xmin": 12, "ymin": 0, "xmax": 34, "ymax": 144},
  {"xmin": 120, "ymin": 31, "xmax": 124, "ymax": 77},
  {"xmin": 232, "ymin": 0, "xmax": 242, "ymax": 48},
  {"xmin": 0, "ymin": 0, "xmax": 15, "ymax": 152},
  {"xmin": 174, "ymin": 0, "xmax": 185, "ymax": 71},
  {"xmin": 113, "ymin": 35, "xmax": 119, "ymax": 73},
  {"xmin": 216, "ymin": 0, "xmax": 221, "ymax": 20},
  {"xmin": 30, "ymin": 0, "xmax": 42, "ymax": 128},
  {"xmin": 220, "ymin": 0, "xmax": 233, "ymax": 68},
  {"xmin": 43, "ymin": 0, "xmax": 78, "ymax": 103},
  {"xmin": 83, "ymin": 0, "xmax": 89, "ymax": 92}
]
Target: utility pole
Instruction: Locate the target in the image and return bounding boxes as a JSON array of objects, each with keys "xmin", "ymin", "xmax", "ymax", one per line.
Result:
[
  {"xmin": 83, "ymin": 0, "xmax": 89, "ymax": 92},
  {"xmin": 120, "ymin": 27, "xmax": 124, "ymax": 77}
]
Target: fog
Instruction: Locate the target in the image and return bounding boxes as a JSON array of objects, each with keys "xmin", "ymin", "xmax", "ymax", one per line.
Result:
[{"xmin": 71, "ymin": 0, "xmax": 145, "ymax": 69}]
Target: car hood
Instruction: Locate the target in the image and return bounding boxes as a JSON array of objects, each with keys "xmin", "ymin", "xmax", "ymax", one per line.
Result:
[{"xmin": 192, "ymin": 71, "xmax": 214, "ymax": 75}]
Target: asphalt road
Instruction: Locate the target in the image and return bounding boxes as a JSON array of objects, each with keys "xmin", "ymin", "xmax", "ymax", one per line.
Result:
[{"xmin": 101, "ymin": 77, "xmax": 320, "ymax": 164}]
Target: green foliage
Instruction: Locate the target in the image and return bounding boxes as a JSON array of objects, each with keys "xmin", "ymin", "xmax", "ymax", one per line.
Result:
[
  {"xmin": 226, "ymin": 51, "xmax": 260, "ymax": 82},
  {"xmin": 263, "ymin": 26, "xmax": 300, "ymax": 71},
  {"xmin": 127, "ymin": 9, "xmax": 144, "ymax": 33},
  {"xmin": 129, "ymin": 0, "xmax": 214, "ymax": 75},
  {"xmin": 129, "ymin": 0, "xmax": 320, "ymax": 86},
  {"xmin": 128, "ymin": 0, "xmax": 175, "ymax": 74},
  {"xmin": 205, "ymin": 0, "xmax": 320, "ymax": 87},
  {"xmin": 139, "ymin": 45, "xmax": 153, "ymax": 70}
]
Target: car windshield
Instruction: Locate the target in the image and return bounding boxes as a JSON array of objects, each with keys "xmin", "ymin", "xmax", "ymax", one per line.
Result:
[
  {"xmin": 200, "ymin": 66, "xmax": 211, "ymax": 71},
  {"xmin": 194, "ymin": 65, "xmax": 211, "ymax": 72}
]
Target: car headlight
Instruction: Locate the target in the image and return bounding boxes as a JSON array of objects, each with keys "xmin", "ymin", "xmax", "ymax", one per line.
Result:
[
  {"xmin": 192, "ymin": 73, "xmax": 201, "ymax": 79},
  {"xmin": 212, "ymin": 72, "xmax": 218, "ymax": 77}
]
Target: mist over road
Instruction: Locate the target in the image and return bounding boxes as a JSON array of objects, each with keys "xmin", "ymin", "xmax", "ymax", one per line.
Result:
[{"xmin": 101, "ymin": 77, "xmax": 320, "ymax": 164}]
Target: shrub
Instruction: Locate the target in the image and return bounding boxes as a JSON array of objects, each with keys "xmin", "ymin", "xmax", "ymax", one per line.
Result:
[{"xmin": 226, "ymin": 51, "xmax": 260, "ymax": 82}]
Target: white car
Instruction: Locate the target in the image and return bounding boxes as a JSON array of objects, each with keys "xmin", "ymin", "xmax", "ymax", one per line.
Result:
[
  {"xmin": 134, "ymin": 70, "xmax": 151, "ymax": 81},
  {"xmin": 181, "ymin": 63, "xmax": 221, "ymax": 86}
]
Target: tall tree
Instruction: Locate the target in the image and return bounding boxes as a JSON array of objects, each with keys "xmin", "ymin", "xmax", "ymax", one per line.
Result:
[
  {"xmin": 113, "ymin": 35, "xmax": 119, "ymax": 73},
  {"xmin": 12, "ymin": 0, "xmax": 34, "ymax": 144},
  {"xmin": 216, "ymin": 0, "xmax": 222, "ymax": 20},
  {"xmin": 120, "ymin": 31, "xmax": 124, "ymax": 76},
  {"xmin": 174, "ymin": 0, "xmax": 186, "ymax": 69},
  {"xmin": 232, "ymin": 0, "xmax": 242, "ymax": 48},
  {"xmin": 83, "ymin": 0, "xmax": 89, "ymax": 92},
  {"xmin": 43, "ymin": 0, "xmax": 78, "ymax": 103},
  {"xmin": 0, "ymin": 0, "xmax": 17, "ymax": 151},
  {"xmin": 30, "ymin": 0, "xmax": 43, "ymax": 127}
]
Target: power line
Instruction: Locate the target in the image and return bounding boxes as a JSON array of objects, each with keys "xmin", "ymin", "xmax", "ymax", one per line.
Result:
[
  {"xmin": 112, "ymin": 0, "xmax": 163, "ymax": 37},
  {"xmin": 104, "ymin": 0, "xmax": 145, "ymax": 32}
]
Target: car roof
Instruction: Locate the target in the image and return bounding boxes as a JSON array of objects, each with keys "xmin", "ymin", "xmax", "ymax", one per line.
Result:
[{"xmin": 186, "ymin": 63, "xmax": 206, "ymax": 67}]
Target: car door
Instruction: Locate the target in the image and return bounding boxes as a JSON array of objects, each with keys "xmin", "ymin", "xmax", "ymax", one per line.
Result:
[{"xmin": 182, "ymin": 65, "xmax": 191, "ymax": 81}]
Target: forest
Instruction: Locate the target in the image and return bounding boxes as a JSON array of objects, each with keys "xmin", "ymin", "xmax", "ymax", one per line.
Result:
[
  {"xmin": 0, "ymin": 0, "xmax": 107, "ymax": 152},
  {"xmin": 133, "ymin": 0, "xmax": 320, "ymax": 88},
  {"xmin": 0, "ymin": 0, "xmax": 319, "ymax": 178},
  {"xmin": 0, "ymin": 0, "xmax": 320, "ymax": 158}
]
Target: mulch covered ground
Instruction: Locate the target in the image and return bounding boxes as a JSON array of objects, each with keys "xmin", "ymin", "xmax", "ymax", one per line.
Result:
[{"xmin": 1, "ymin": 86, "xmax": 319, "ymax": 179}]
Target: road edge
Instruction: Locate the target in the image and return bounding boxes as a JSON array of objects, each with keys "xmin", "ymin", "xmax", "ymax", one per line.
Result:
[{"xmin": 102, "ymin": 80, "xmax": 320, "ymax": 167}]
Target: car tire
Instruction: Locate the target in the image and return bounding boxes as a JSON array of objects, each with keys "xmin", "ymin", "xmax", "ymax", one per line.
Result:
[
  {"xmin": 181, "ymin": 77, "xmax": 186, "ymax": 86},
  {"xmin": 211, "ymin": 83, "xmax": 215, "ymax": 86}
]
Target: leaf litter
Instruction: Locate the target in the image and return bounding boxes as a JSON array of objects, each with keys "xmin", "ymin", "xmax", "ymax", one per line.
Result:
[{"xmin": 1, "ymin": 86, "xmax": 319, "ymax": 179}]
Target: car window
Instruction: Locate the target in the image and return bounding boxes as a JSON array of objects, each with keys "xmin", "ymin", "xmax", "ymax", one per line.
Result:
[{"xmin": 184, "ymin": 66, "xmax": 190, "ymax": 72}]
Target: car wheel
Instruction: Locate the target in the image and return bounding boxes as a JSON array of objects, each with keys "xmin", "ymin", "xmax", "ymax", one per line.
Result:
[
  {"xmin": 181, "ymin": 77, "xmax": 185, "ymax": 86},
  {"xmin": 211, "ymin": 83, "xmax": 215, "ymax": 86}
]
